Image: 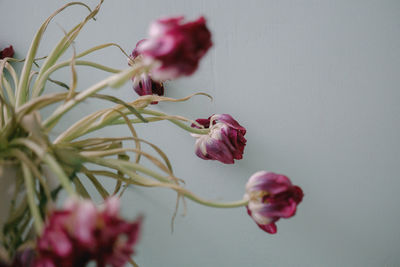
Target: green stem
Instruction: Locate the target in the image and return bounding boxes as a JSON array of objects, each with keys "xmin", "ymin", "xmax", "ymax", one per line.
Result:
[
  {"xmin": 184, "ymin": 194, "xmax": 248, "ymax": 208},
  {"xmin": 75, "ymin": 42, "xmax": 130, "ymax": 59},
  {"xmin": 32, "ymin": 42, "xmax": 127, "ymax": 97},
  {"xmin": 43, "ymin": 65, "xmax": 142, "ymax": 131},
  {"xmin": 4, "ymin": 62, "xmax": 19, "ymax": 90},
  {"xmin": 141, "ymin": 109, "xmax": 210, "ymax": 135},
  {"xmin": 31, "ymin": 1, "xmax": 103, "ymax": 98},
  {"xmin": 111, "ymin": 117, "xmax": 210, "ymax": 135},
  {"xmin": 21, "ymin": 163, "xmax": 44, "ymax": 235},
  {"xmin": 63, "ymin": 109, "xmax": 209, "ymax": 142},
  {"xmin": 33, "ymin": 60, "xmax": 121, "ymax": 98},
  {"xmin": 15, "ymin": 2, "xmax": 94, "ymax": 107},
  {"xmin": 10, "ymin": 138, "xmax": 75, "ymax": 195},
  {"xmin": 86, "ymin": 157, "xmax": 248, "ymax": 209},
  {"xmin": 42, "ymin": 154, "xmax": 75, "ymax": 195},
  {"xmin": 1, "ymin": 77, "xmax": 15, "ymax": 105}
]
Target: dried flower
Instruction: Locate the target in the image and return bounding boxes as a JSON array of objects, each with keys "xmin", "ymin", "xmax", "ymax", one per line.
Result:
[
  {"xmin": 35, "ymin": 197, "xmax": 142, "ymax": 267},
  {"xmin": 244, "ymin": 171, "xmax": 303, "ymax": 234},
  {"xmin": 137, "ymin": 16, "xmax": 212, "ymax": 80},
  {"xmin": 130, "ymin": 40, "xmax": 165, "ymax": 104},
  {"xmin": 191, "ymin": 114, "xmax": 246, "ymax": 164},
  {"xmin": 0, "ymin": 45, "xmax": 14, "ymax": 59}
]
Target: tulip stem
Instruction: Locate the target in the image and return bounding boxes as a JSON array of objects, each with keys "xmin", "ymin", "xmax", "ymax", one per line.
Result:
[
  {"xmin": 86, "ymin": 156, "xmax": 249, "ymax": 209},
  {"xmin": 43, "ymin": 65, "xmax": 142, "ymax": 131},
  {"xmin": 184, "ymin": 194, "xmax": 249, "ymax": 208},
  {"xmin": 140, "ymin": 109, "xmax": 209, "ymax": 135},
  {"xmin": 22, "ymin": 163, "xmax": 44, "ymax": 235}
]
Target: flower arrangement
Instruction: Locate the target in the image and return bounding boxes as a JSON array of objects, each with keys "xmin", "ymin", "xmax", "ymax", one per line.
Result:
[{"xmin": 0, "ymin": 1, "xmax": 303, "ymax": 266}]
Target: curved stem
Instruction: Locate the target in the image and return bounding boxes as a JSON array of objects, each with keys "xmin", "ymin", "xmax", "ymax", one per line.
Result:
[
  {"xmin": 183, "ymin": 193, "xmax": 248, "ymax": 208},
  {"xmin": 75, "ymin": 42, "xmax": 130, "ymax": 59},
  {"xmin": 140, "ymin": 109, "xmax": 209, "ymax": 135},
  {"xmin": 86, "ymin": 157, "xmax": 248, "ymax": 209},
  {"xmin": 56, "ymin": 110, "xmax": 210, "ymax": 144},
  {"xmin": 32, "ymin": 42, "xmax": 128, "ymax": 98},
  {"xmin": 31, "ymin": 1, "xmax": 104, "ymax": 98},
  {"xmin": 16, "ymin": 2, "xmax": 95, "ymax": 107},
  {"xmin": 32, "ymin": 60, "xmax": 121, "ymax": 98},
  {"xmin": 21, "ymin": 163, "xmax": 44, "ymax": 235},
  {"xmin": 43, "ymin": 65, "xmax": 141, "ymax": 131},
  {"xmin": 1, "ymin": 77, "xmax": 15, "ymax": 105},
  {"xmin": 10, "ymin": 138, "xmax": 75, "ymax": 195},
  {"xmin": 4, "ymin": 62, "xmax": 19, "ymax": 90}
]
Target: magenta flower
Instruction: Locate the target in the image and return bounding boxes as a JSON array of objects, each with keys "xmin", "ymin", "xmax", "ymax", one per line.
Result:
[
  {"xmin": 191, "ymin": 114, "xmax": 246, "ymax": 164},
  {"xmin": 244, "ymin": 171, "xmax": 303, "ymax": 234},
  {"xmin": 130, "ymin": 40, "xmax": 165, "ymax": 104},
  {"xmin": 136, "ymin": 16, "xmax": 212, "ymax": 80},
  {"xmin": 0, "ymin": 45, "xmax": 14, "ymax": 59},
  {"xmin": 35, "ymin": 197, "xmax": 142, "ymax": 267}
]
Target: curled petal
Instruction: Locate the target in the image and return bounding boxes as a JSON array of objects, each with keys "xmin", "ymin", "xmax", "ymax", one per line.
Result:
[
  {"xmin": 195, "ymin": 135, "xmax": 234, "ymax": 164},
  {"xmin": 246, "ymin": 207, "xmax": 278, "ymax": 234},
  {"xmin": 130, "ymin": 39, "xmax": 147, "ymax": 60},
  {"xmin": 246, "ymin": 171, "xmax": 293, "ymax": 195},
  {"xmin": 211, "ymin": 114, "xmax": 246, "ymax": 133},
  {"xmin": 259, "ymin": 222, "xmax": 277, "ymax": 234}
]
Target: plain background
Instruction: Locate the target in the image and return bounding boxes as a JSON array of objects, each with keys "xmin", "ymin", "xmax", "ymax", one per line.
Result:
[{"xmin": 1, "ymin": 0, "xmax": 400, "ymax": 266}]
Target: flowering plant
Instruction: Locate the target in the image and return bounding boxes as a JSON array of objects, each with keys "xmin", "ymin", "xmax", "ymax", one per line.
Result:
[{"xmin": 0, "ymin": 1, "xmax": 303, "ymax": 266}]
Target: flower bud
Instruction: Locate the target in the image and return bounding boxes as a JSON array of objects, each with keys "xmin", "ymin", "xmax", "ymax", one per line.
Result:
[
  {"xmin": 191, "ymin": 114, "xmax": 246, "ymax": 164},
  {"xmin": 244, "ymin": 171, "xmax": 303, "ymax": 234},
  {"xmin": 0, "ymin": 45, "xmax": 14, "ymax": 59}
]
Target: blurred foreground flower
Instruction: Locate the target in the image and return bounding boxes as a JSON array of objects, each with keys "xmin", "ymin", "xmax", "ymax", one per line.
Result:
[
  {"xmin": 244, "ymin": 171, "xmax": 303, "ymax": 234},
  {"xmin": 191, "ymin": 114, "xmax": 246, "ymax": 164},
  {"xmin": 0, "ymin": 45, "xmax": 14, "ymax": 59},
  {"xmin": 35, "ymin": 197, "xmax": 142, "ymax": 267},
  {"xmin": 137, "ymin": 16, "xmax": 212, "ymax": 80}
]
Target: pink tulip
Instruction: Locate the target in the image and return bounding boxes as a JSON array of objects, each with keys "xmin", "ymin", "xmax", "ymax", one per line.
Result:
[
  {"xmin": 35, "ymin": 197, "xmax": 142, "ymax": 267},
  {"xmin": 191, "ymin": 114, "xmax": 246, "ymax": 164},
  {"xmin": 137, "ymin": 16, "xmax": 212, "ymax": 80},
  {"xmin": 244, "ymin": 171, "xmax": 303, "ymax": 234}
]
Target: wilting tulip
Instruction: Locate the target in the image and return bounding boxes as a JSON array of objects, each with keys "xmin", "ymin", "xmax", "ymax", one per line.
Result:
[
  {"xmin": 136, "ymin": 16, "xmax": 212, "ymax": 80},
  {"xmin": 35, "ymin": 197, "xmax": 142, "ymax": 267},
  {"xmin": 191, "ymin": 114, "xmax": 246, "ymax": 164},
  {"xmin": 130, "ymin": 40, "xmax": 165, "ymax": 103},
  {"xmin": 244, "ymin": 171, "xmax": 303, "ymax": 234},
  {"xmin": 0, "ymin": 45, "xmax": 14, "ymax": 59}
]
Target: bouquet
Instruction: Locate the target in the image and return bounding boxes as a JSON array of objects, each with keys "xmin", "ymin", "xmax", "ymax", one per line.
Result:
[{"xmin": 0, "ymin": 1, "xmax": 303, "ymax": 266}]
